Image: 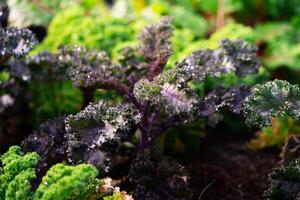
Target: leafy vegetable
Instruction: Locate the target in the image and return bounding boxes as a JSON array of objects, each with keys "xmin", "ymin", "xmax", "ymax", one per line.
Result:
[{"xmin": 0, "ymin": 146, "xmax": 39, "ymax": 200}]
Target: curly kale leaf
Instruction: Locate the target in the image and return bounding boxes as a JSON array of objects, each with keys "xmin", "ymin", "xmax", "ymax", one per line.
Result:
[
  {"xmin": 34, "ymin": 163, "xmax": 98, "ymax": 200},
  {"xmin": 265, "ymin": 158, "xmax": 300, "ymax": 200},
  {"xmin": 134, "ymin": 70, "xmax": 199, "ymax": 117},
  {"xmin": 219, "ymin": 39, "xmax": 260, "ymax": 76},
  {"xmin": 128, "ymin": 149, "xmax": 193, "ymax": 200},
  {"xmin": 243, "ymin": 80, "xmax": 300, "ymax": 127},
  {"xmin": 134, "ymin": 38, "xmax": 259, "ymax": 119},
  {"xmin": 25, "ymin": 51, "xmax": 57, "ymax": 81},
  {"xmin": 0, "ymin": 27, "xmax": 37, "ymax": 61},
  {"xmin": 0, "ymin": 26, "xmax": 37, "ymax": 101},
  {"xmin": 22, "ymin": 117, "xmax": 67, "ymax": 177},
  {"xmin": 65, "ymin": 101, "xmax": 141, "ymax": 171},
  {"xmin": 27, "ymin": 46, "xmax": 130, "ymax": 96},
  {"xmin": 55, "ymin": 46, "xmax": 119, "ymax": 87},
  {"xmin": 177, "ymin": 39, "xmax": 260, "ymax": 82},
  {"xmin": 264, "ymin": 135, "xmax": 300, "ymax": 200},
  {"xmin": 0, "ymin": 146, "xmax": 127, "ymax": 200},
  {"xmin": 0, "ymin": 146, "xmax": 40, "ymax": 200},
  {"xmin": 138, "ymin": 17, "xmax": 173, "ymax": 79},
  {"xmin": 117, "ymin": 46, "xmax": 147, "ymax": 84},
  {"xmin": 5, "ymin": 169, "xmax": 36, "ymax": 200},
  {"xmin": 199, "ymin": 85, "xmax": 251, "ymax": 125}
]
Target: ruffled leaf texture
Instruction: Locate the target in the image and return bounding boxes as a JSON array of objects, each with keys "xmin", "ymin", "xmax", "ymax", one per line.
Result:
[
  {"xmin": 128, "ymin": 149, "xmax": 193, "ymax": 200},
  {"xmin": 199, "ymin": 85, "xmax": 251, "ymax": 125},
  {"xmin": 26, "ymin": 17, "xmax": 173, "ymax": 85},
  {"xmin": 0, "ymin": 146, "xmax": 112, "ymax": 200},
  {"xmin": 133, "ymin": 70, "xmax": 199, "ymax": 117},
  {"xmin": 22, "ymin": 117, "xmax": 67, "ymax": 177},
  {"xmin": 176, "ymin": 38, "xmax": 260, "ymax": 82},
  {"xmin": 265, "ymin": 136, "xmax": 300, "ymax": 200},
  {"xmin": 65, "ymin": 101, "xmax": 141, "ymax": 172},
  {"xmin": 34, "ymin": 163, "xmax": 98, "ymax": 200},
  {"xmin": 27, "ymin": 46, "xmax": 119, "ymax": 85},
  {"xmin": 0, "ymin": 27, "xmax": 37, "ymax": 60},
  {"xmin": 0, "ymin": 146, "xmax": 40, "ymax": 200},
  {"xmin": 138, "ymin": 16, "xmax": 173, "ymax": 79},
  {"xmin": 265, "ymin": 159, "xmax": 300, "ymax": 200},
  {"xmin": 243, "ymin": 80, "xmax": 300, "ymax": 128},
  {"xmin": 134, "ymin": 38, "xmax": 258, "ymax": 119}
]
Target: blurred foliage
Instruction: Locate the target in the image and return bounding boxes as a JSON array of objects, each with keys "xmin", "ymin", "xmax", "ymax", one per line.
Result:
[
  {"xmin": 248, "ymin": 117, "xmax": 300, "ymax": 150},
  {"xmin": 254, "ymin": 19, "xmax": 300, "ymax": 70},
  {"xmin": 32, "ymin": 5, "xmax": 135, "ymax": 55},
  {"xmin": 0, "ymin": 146, "xmax": 39, "ymax": 200},
  {"xmin": 181, "ymin": 22, "xmax": 255, "ymax": 58},
  {"xmin": 7, "ymin": 0, "xmax": 77, "ymax": 27},
  {"xmin": 29, "ymin": 81, "xmax": 82, "ymax": 126}
]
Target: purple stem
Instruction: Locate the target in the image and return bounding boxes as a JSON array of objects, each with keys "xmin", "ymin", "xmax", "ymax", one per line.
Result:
[
  {"xmin": 139, "ymin": 106, "xmax": 165, "ymax": 149},
  {"xmin": 139, "ymin": 129, "xmax": 148, "ymax": 148},
  {"xmin": 138, "ymin": 102, "xmax": 151, "ymax": 148},
  {"xmin": 147, "ymin": 55, "xmax": 169, "ymax": 81},
  {"xmin": 143, "ymin": 121, "xmax": 170, "ymax": 148},
  {"xmin": 148, "ymin": 107, "xmax": 160, "ymax": 125}
]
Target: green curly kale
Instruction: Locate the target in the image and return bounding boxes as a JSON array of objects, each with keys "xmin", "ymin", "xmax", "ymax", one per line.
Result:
[
  {"xmin": 0, "ymin": 146, "xmax": 127, "ymax": 200},
  {"xmin": 34, "ymin": 163, "xmax": 98, "ymax": 200},
  {"xmin": 0, "ymin": 146, "xmax": 40, "ymax": 200},
  {"xmin": 5, "ymin": 170, "xmax": 36, "ymax": 200},
  {"xmin": 243, "ymin": 80, "xmax": 300, "ymax": 127}
]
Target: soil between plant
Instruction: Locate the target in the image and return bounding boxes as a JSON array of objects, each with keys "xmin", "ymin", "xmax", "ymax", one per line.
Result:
[{"xmin": 182, "ymin": 130, "xmax": 279, "ymax": 200}]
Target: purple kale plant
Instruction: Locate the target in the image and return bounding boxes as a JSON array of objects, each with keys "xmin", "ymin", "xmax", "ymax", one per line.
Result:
[
  {"xmin": 22, "ymin": 17, "xmax": 260, "ymax": 169},
  {"xmin": 21, "ymin": 116, "xmax": 67, "ymax": 178},
  {"xmin": 128, "ymin": 149, "xmax": 193, "ymax": 200},
  {"xmin": 14, "ymin": 17, "xmax": 262, "ymax": 198}
]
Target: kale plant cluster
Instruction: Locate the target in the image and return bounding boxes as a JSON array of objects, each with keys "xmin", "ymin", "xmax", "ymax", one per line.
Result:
[
  {"xmin": 0, "ymin": 16, "xmax": 260, "ymax": 199},
  {"xmin": 2, "ymin": 11, "xmax": 300, "ymax": 199}
]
